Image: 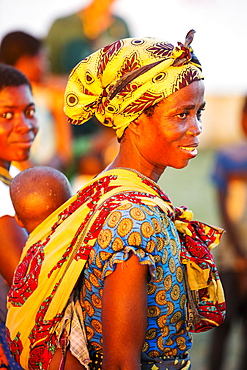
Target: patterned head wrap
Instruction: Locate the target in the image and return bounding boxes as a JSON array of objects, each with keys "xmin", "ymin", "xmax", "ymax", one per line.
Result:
[{"xmin": 64, "ymin": 29, "xmax": 203, "ymax": 138}]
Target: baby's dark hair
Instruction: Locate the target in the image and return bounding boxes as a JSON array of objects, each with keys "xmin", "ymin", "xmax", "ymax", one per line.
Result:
[
  {"xmin": 0, "ymin": 64, "xmax": 32, "ymax": 91},
  {"xmin": 0, "ymin": 31, "xmax": 42, "ymax": 66}
]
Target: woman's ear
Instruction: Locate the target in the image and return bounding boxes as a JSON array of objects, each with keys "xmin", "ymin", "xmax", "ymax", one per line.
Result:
[{"xmin": 127, "ymin": 116, "xmax": 142, "ymax": 136}]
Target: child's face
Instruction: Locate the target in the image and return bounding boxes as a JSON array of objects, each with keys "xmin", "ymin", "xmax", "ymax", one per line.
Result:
[{"xmin": 0, "ymin": 84, "xmax": 38, "ymax": 168}]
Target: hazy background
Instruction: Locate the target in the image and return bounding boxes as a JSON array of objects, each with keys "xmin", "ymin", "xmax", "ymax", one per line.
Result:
[
  {"xmin": 0, "ymin": 1, "xmax": 246, "ymax": 368},
  {"xmin": 1, "ymin": 0, "xmax": 247, "ymax": 94}
]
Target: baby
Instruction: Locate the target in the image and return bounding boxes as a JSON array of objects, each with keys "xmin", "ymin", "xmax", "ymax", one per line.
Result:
[{"xmin": 10, "ymin": 166, "xmax": 72, "ymax": 233}]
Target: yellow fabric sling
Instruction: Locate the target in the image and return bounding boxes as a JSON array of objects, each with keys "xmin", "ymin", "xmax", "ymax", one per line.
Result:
[{"xmin": 6, "ymin": 168, "xmax": 224, "ymax": 369}]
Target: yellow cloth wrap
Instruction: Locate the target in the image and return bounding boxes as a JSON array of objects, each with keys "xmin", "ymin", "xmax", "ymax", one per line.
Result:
[
  {"xmin": 6, "ymin": 168, "xmax": 224, "ymax": 368},
  {"xmin": 204, "ymin": 224, "xmax": 223, "ymax": 250},
  {"xmin": 6, "ymin": 169, "xmax": 172, "ymax": 369},
  {"xmin": 183, "ymin": 260, "xmax": 210, "ymax": 290},
  {"xmin": 64, "ymin": 32, "xmax": 203, "ymax": 138},
  {"xmin": 175, "ymin": 219, "xmax": 193, "ymax": 236},
  {"xmin": 182, "ymin": 260, "xmax": 225, "ymax": 305},
  {"xmin": 0, "ymin": 165, "xmax": 12, "ymax": 186},
  {"xmin": 207, "ymin": 277, "xmax": 225, "ymax": 305}
]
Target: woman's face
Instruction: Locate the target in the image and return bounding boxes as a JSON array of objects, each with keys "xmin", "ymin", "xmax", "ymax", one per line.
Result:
[
  {"xmin": 0, "ymin": 85, "xmax": 38, "ymax": 169},
  {"xmin": 132, "ymin": 80, "xmax": 205, "ymax": 173}
]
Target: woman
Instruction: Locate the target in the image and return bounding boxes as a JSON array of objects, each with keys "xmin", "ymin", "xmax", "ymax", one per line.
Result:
[
  {"xmin": 45, "ymin": 0, "xmax": 131, "ymax": 75},
  {"xmin": 0, "ymin": 64, "xmax": 38, "ymax": 368},
  {"xmin": 45, "ymin": 0, "xmax": 131, "ymax": 164},
  {"xmin": 6, "ymin": 31, "xmax": 225, "ymax": 370}
]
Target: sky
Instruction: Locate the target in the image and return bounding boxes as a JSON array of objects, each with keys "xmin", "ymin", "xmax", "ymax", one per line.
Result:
[{"xmin": 0, "ymin": 0, "xmax": 247, "ymax": 94}]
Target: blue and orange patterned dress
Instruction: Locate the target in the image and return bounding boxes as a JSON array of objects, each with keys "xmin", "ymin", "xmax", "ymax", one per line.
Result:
[{"xmin": 81, "ymin": 200, "xmax": 192, "ymax": 364}]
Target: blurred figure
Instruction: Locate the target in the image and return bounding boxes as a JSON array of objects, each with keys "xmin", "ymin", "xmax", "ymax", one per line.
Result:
[
  {"xmin": 45, "ymin": 0, "xmax": 131, "ymax": 76},
  {"xmin": 0, "ymin": 64, "xmax": 38, "ymax": 369},
  {"xmin": 71, "ymin": 151, "xmax": 103, "ymax": 193},
  {"xmin": 45, "ymin": 0, "xmax": 131, "ymax": 154},
  {"xmin": 71, "ymin": 125, "xmax": 120, "ymax": 193},
  {"xmin": 10, "ymin": 166, "xmax": 72, "ymax": 234},
  {"xmin": 207, "ymin": 96, "xmax": 247, "ymax": 370},
  {"xmin": 0, "ymin": 31, "xmax": 72, "ymax": 172}
]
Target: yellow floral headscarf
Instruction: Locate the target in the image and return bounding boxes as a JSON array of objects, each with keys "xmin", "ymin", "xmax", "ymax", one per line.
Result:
[{"xmin": 64, "ymin": 30, "xmax": 203, "ymax": 138}]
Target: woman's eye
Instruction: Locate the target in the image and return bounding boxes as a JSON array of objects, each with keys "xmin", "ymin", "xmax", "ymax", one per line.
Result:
[
  {"xmin": 1, "ymin": 112, "xmax": 14, "ymax": 120},
  {"xmin": 197, "ymin": 108, "xmax": 205, "ymax": 119},
  {"xmin": 26, "ymin": 108, "xmax": 36, "ymax": 118},
  {"xmin": 177, "ymin": 112, "xmax": 188, "ymax": 119}
]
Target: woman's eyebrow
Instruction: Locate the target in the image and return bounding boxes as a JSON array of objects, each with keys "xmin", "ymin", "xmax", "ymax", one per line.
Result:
[
  {"xmin": 184, "ymin": 101, "xmax": 206, "ymax": 110},
  {"xmin": 172, "ymin": 101, "xmax": 206, "ymax": 112},
  {"xmin": 1, "ymin": 102, "xmax": 35, "ymax": 109}
]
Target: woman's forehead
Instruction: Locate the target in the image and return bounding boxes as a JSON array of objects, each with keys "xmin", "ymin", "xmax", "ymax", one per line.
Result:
[
  {"xmin": 159, "ymin": 80, "xmax": 205, "ymax": 109},
  {"xmin": 0, "ymin": 85, "xmax": 33, "ymax": 105}
]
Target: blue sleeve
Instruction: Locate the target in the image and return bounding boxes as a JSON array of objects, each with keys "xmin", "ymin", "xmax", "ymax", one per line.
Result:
[
  {"xmin": 211, "ymin": 151, "xmax": 229, "ymax": 193},
  {"xmin": 92, "ymin": 203, "xmax": 171, "ymax": 281}
]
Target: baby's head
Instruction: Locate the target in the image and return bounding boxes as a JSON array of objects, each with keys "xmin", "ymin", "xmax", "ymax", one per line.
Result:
[{"xmin": 10, "ymin": 166, "xmax": 72, "ymax": 233}]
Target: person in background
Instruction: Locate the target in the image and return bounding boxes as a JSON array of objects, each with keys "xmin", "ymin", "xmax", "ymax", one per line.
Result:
[
  {"xmin": 71, "ymin": 151, "xmax": 104, "ymax": 193},
  {"xmin": 45, "ymin": 0, "xmax": 131, "ymax": 76},
  {"xmin": 45, "ymin": 0, "xmax": 131, "ymax": 162},
  {"xmin": 6, "ymin": 31, "xmax": 225, "ymax": 370},
  {"xmin": 207, "ymin": 96, "xmax": 247, "ymax": 370},
  {"xmin": 0, "ymin": 64, "xmax": 38, "ymax": 369},
  {"xmin": 0, "ymin": 31, "xmax": 72, "ymax": 172},
  {"xmin": 10, "ymin": 166, "xmax": 72, "ymax": 234}
]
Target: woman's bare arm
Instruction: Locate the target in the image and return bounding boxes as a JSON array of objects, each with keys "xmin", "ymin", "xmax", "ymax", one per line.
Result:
[{"xmin": 102, "ymin": 253, "xmax": 149, "ymax": 370}]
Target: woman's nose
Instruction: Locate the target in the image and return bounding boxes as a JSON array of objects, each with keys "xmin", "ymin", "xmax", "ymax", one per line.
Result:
[{"xmin": 187, "ymin": 117, "xmax": 202, "ymax": 136}]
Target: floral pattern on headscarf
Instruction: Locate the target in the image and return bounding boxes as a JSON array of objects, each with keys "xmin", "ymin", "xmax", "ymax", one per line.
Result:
[{"xmin": 64, "ymin": 30, "xmax": 203, "ymax": 138}]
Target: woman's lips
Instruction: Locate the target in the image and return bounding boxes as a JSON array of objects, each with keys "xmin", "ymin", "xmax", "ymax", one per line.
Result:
[{"xmin": 180, "ymin": 144, "xmax": 198, "ymax": 156}]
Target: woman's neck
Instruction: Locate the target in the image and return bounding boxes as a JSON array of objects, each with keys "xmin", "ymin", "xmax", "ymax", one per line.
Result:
[
  {"xmin": 105, "ymin": 133, "xmax": 166, "ymax": 183},
  {"xmin": 105, "ymin": 156, "xmax": 165, "ymax": 184}
]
